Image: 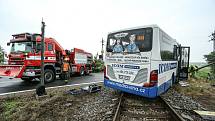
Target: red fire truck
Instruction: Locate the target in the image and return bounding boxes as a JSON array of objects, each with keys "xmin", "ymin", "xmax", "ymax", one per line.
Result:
[
  {"xmin": 69, "ymin": 48, "xmax": 93, "ymax": 75},
  {"xmin": 0, "ymin": 33, "xmax": 93, "ymax": 82}
]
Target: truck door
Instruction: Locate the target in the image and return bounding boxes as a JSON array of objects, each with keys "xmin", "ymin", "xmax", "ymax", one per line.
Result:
[{"xmin": 176, "ymin": 46, "xmax": 190, "ymax": 80}]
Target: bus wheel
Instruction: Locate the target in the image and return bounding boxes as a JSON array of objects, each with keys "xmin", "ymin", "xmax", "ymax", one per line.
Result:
[
  {"xmin": 79, "ymin": 67, "xmax": 85, "ymax": 76},
  {"xmin": 44, "ymin": 69, "xmax": 55, "ymax": 83}
]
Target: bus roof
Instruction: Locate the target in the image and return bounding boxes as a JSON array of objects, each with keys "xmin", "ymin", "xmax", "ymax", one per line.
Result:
[
  {"xmin": 108, "ymin": 24, "xmax": 159, "ymax": 34},
  {"xmin": 108, "ymin": 24, "xmax": 179, "ymax": 44}
]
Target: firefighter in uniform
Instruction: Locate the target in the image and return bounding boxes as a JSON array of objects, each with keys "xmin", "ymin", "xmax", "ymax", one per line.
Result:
[{"xmin": 63, "ymin": 56, "xmax": 70, "ymax": 83}]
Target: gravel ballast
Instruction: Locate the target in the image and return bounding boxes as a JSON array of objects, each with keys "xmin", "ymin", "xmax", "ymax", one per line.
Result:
[{"xmin": 161, "ymin": 87, "xmax": 208, "ymax": 121}]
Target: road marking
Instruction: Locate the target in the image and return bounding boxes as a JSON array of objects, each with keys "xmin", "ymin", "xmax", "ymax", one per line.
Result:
[
  {"xmin": 0, "ymin": 81, "xmax": 103, "ymax": 96},
  {"xmin": 0, "ymin": 80, "xmax": 23, "ymax": 84}
]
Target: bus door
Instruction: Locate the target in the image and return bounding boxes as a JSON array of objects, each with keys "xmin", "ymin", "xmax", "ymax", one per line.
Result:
[{"xmin": 175, "ymin": 46, "xmax": 190, "ymax": 80}]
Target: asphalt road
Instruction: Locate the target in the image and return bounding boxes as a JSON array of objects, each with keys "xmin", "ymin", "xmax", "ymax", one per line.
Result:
[{"xmin": 0, "ymin": 72, "xmax": 103, "ymax": 94}]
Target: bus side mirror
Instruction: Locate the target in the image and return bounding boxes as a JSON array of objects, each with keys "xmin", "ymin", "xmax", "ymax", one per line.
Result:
[{"xmin": 7, "ymin": 42, "xmax": 10, "ymax": 46}]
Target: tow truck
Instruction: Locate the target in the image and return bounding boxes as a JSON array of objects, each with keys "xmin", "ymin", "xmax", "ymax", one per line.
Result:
[{"xmin": 0, "ymin": 33, "xmax": 93, "ymax": 82}]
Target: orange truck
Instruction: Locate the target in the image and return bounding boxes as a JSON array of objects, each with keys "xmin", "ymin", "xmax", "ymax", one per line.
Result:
[{"xmin": 0, "ymin": 33, "xmax": 93, "ymax": 82}]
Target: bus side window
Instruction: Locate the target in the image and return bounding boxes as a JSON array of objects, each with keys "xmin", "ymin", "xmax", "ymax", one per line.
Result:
[{"xmin": 160, "ymin": 33, "xmax": 174, "ymax": 61}]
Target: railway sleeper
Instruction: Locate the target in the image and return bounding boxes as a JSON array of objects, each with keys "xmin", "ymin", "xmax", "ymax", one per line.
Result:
[
  {"xmin": 120, "ymin": 115, "xmax": 172, "ymax": 121},
  {"xmin": 123, "ymin": 104, "xmax": 167, "ymax": 110},
  {"xmin": 121, "ymin": 111, "xmax": 172, "ymax": 119}
]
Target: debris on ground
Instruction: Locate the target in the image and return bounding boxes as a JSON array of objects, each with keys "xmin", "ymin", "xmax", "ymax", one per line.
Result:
[
  {"xmin": 66, "ymin": 84, "xmax": 102, "ymax": 95},
  {"xmin": 84, "ymin": 84, "xmax": 101, "ymax": 93},
  {"xmin": 66, "ymin": 89, "xmax": 84, "ymax": 95},
  {"xmin": 179, "ymin": 81, "xmax": 190, "ymax": 87}
]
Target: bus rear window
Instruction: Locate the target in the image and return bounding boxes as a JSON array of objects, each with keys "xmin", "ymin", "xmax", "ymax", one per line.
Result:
[{"xmin": 106, "ymin": 28, "xmax": 153, "ymax": 53}]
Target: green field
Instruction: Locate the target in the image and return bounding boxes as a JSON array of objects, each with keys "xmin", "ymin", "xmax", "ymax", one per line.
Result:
[
  {"xmin": 190, "ymin": 62, "xmax": 212, "ymax": 79},
  {"xmin": 190, "ymin": 62, "xmax": 207, "ymax": 67},
  {"xmin": 195, "ymin": 67, "xmax": 211, "ymax": 79}
]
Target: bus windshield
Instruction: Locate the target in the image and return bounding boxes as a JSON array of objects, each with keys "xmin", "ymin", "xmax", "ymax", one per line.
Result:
[
  {"xmin": 106, "ymin": 28, "xmax": 153, "ymax": 53},
  {"xmin": 11, "ymin": 42, "xmax": 32, "ymax": 53}
]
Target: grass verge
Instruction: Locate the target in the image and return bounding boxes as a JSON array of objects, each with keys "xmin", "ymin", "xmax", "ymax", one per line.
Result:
[{"xmin": 3, "ymin": 100, "xmax": 20, "ymax": 120}]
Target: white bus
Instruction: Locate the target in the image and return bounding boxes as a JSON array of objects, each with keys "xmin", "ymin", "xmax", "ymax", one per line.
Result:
[{"xmin": 104, "ymin": 25, "xmax": 190, "ymax": 98}]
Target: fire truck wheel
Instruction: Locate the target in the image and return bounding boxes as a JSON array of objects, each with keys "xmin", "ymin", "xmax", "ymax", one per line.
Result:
[
  {"xmin": 79, "ymin": 67, "xmax": 85, "ymax": 76},
  {"xmin": 44, "ymin": 69, "xmax": 55, "ymax": 83}
]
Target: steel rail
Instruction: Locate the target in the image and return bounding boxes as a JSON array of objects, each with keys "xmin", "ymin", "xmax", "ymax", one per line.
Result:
[
  {"xmin": 160, "ymin": 96, "xmax": 185, "ymax": 121},
  {"xmin": 112, "ymin": 93, "xmax": 123, "ymax": 121},
  {"xmin": 113, "ymin": 93, "xmax": 185, "ymax": 121}
]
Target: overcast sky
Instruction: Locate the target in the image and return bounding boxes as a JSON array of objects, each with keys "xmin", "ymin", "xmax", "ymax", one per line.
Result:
[{"xmin": 0, "ymin": 0, "xmax": 214, "ymax": 62}]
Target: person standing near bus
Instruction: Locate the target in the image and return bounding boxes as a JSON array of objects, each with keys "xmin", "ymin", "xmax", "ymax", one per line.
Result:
[
  {"xmin": 126, "ymin": 34, "xmax": 140, "ymax": 52},
  {"xmin": 113, "ymin": 39, "xmax": 123, "ymax": 53}
]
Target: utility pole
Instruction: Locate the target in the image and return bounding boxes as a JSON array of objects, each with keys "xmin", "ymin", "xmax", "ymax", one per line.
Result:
[
  {"xmin": 41, "ymin": 20, "xmax": 45, "ymax": 86},
  {"xmin": 209, "ymin": 30, "xmax": 215, "ymax": 52},
  {"xmin": 36, "ymin": 20, "xmax": 46, "ymax": 96},
  {"xmin": 2, "ymin": 50, "xmax": 5, "ymax": 63},
  {"xmin": 101, "ymin": 38, "xmax": 105, "ymax": 60},
  {"xmin": 0, "ymin": 46, "xmax": 4, "ymax": 63}
]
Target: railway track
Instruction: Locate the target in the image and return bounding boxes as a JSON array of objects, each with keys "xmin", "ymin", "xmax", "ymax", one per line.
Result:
[{"xmin": 113, "ymin": 93, "xmax": 185, "ymax": 121}]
